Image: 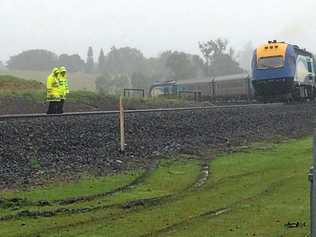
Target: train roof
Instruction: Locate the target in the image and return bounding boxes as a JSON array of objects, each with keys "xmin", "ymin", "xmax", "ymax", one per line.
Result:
[
  {"xmin": 177, "ymin": 78, "xmax": 209, "ymax": 84},
  {"xmin": 152, "ymin": 80, "xmax": 176, "ymax": 86},
  {"xmin": 292, "ymin": 45, "xmax": 314, "ymax": 57},
  {"xmin": 150, "ymin": 73, "xmax": 250, "ymax": 89},
  {"xmin": 177, "ymin": 73, "xmax": 250, "ymax": 85},
  {"xmin": 256, "ymin": 41, "xmax": 313, "ymax": 59},
  {"xmin": 213, "ymin": 73, "xmax": 250, "ymax": 82}
]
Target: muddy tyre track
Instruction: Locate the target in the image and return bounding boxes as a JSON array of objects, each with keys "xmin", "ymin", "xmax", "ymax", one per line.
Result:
[
  {"xmin": 137, "ymin": 176, "xmax": 295, "ymax": 237},
  {"xmin": 0, "ymin": 159, "xmax": 208, "ymax": 223}
]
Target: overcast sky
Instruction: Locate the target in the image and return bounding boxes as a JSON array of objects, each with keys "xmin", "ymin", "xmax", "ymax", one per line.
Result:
[{"xmin": 1, "ymin": 0, "xmax": 315, "ymax": 62}]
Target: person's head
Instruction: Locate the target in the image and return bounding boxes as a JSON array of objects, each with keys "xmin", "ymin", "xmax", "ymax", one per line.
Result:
[
  {"xmin": 52, "ymin": 67, "xmax": 59, "ymax": 76},
  {"xmin": 59, "ymin": 66, "xmax": 67, "ymax": 76}
]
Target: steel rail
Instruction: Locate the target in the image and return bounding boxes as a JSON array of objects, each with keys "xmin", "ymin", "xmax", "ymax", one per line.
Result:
[{"xmin": 0, "ymin": 103, "xmax": 284, "ymax": 120}]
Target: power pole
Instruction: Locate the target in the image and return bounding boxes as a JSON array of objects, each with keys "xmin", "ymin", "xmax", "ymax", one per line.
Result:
[{"xmin": 310, "ymin": 129, "xmax": 316, "ymax": 236}]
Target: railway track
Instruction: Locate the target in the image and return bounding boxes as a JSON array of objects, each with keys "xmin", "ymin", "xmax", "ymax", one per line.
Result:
[
  {"xmin": 1, "ymin": 100, "xmax": 300, "ymax": 191},
  {"xmin": 0, "ymin": 103, "xmax": 284, "ymax": 120}
]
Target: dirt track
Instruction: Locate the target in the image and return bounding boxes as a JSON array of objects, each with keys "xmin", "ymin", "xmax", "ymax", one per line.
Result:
[{"xmin": 0, "ymin": 97, "xmax": 97, "ymax": 115}]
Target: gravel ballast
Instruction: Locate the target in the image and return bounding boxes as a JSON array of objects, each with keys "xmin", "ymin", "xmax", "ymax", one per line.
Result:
[{"xmin": 0, "ymin": 104, "xmax": 315, "ymax": 188}]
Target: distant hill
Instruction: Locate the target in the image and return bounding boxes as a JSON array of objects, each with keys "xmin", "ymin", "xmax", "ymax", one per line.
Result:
[
  {"xmin": 0, "ymin": 75, "xmax": 44, "ymax": 92},
  {"xmin": 0, "ymin": 70, "xmax": 97, "ymax": 91}
]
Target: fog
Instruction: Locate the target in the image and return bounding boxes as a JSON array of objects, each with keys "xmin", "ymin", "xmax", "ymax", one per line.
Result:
[{"xmin": 1, "ymin": 0, "xmax": 315, "ymax": 61}]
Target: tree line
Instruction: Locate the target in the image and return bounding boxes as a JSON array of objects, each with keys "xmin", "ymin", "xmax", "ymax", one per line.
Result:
[
  {"xmin": 4, "ymin": 38, "xmax": 254, "ymax": 93},
  {"xmin": 6, "ymin": 49, "xmax": 85, "ymax": 72},
  {"xmin": 95, "ymin": 39, "xmax": 248, "ymax": 93}
]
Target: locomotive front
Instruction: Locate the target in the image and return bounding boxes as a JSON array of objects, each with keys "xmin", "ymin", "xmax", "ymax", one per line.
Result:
[
  {"xmin": 251, "ymin": 41, "xmax": 296, "ymax": 101},
  {"xmin": 252, "ymin": 40, "xmax": 316, "ymax": 102}
]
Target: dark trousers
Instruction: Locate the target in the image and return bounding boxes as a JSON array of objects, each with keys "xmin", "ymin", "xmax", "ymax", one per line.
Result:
[
  {"xmin": 57, "ymin": 99, "xmax": 65, "ymax": 114},
  {"xmin": 47, "ymin": 101, "xmax": 59, "ymax": 114}
]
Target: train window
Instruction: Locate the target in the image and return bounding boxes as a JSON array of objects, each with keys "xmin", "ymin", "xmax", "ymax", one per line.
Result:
[
  {"xmin": 288, "ymin": 56, "xmax": 296, "ymax": 66},
  {"xmin": 164, "ymin": 87, "xmax": 170, "ymax": 94},
  {"xmin": 171, "ymin": 85, "xmax": 177, "ymax": 94},
  {"xmin": 258, "ymin": 56, "xmax": 284, "ymax": 69},
  {"xmin": 307, "ymin": 61, "xmax": 313, "ymax": 73}
]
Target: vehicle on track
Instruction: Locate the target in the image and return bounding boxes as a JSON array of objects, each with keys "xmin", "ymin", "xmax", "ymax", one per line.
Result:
[
  {"xmin": 150, "ymin": 41, "xmax": 316, "ymax": 103},
  {"xmin": 149, "ymin": 73, "xmax": 252, "ymax": 102},
  {"xmin": 252, "ymin": 40, "xmax": 316, "ymax": 102}
]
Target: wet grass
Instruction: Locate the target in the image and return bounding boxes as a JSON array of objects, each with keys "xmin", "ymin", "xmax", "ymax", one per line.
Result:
[
  {"xmin": 158, "ymin": 138, "xmax": 311, "ymax": 237},
  {"xmin": 0, "ymin": 75, "xmax": 43, "ymax": 91},
  {"xmin": 0, "ymin": 70, "xmax": 97, "ymax": 91},
  {"xmin": 0, "ymin": 138, "xmax": 311, "ymax": 237},
  {"xmin": 0, "ymin": 171, "xmax": 142, "ymax": 202},
  {"xmin": 0, "ymin": 159, "xmax": 201, "ymax": 237}
]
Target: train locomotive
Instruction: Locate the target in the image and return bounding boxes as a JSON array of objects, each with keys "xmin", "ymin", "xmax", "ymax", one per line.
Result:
[
  {"xmin": 252, "ymin": 40, "xmax": 316, "ymax": 101},
  {"xmin": 150, "ymin": 41, "xmax": 316, "ymax": 103}
]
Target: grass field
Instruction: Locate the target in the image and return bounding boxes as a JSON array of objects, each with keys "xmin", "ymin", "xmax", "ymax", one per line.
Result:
[
  {"xmin": 0, "ymin": 70, "xmax": 98, "ymax": 91},
  {"xmin": 0, "ymin": 75, "xmax": 44, "ymax": 92},
  {"xmin": 0, "ymin": 138, "xmax": 312, "ymax": 236}
]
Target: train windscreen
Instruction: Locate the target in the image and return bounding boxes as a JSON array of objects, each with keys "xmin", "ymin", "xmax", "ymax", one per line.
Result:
[
  {"xmin": 151, "ymin": 86, "xmax": 165, "ymax": 96},
  {"xmin": 150, "ymin": 84, "xmax": 177, "ymax": 96},
  {"xmin": 258, "ymin": 56, "xmax": 284, "ymax": 69}
]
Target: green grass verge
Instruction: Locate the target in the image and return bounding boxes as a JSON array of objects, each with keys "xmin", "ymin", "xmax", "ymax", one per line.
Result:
[
  {"xmin": 46, "ymin": 138, "xmax": 311, "ymax": 237},
  {"xmin": 158, "ymin": 139, "xmax": 311, "ymax": 237},
  {"xmin": 0, "ymin": 138, "xmax": 311, "ymax": 236},
  {"xmin": 0, "ymin": 75, "xmax": 43, "ymax": 91},
  {"xmin": 0, "ymin": 171, "xmax": 142, "ymax": 202},
  {"xmin": 0, "ymin": 159, "xmax": 201, "ymax": 237},
  {"xmin": 0, "ymin": 70, "xmax": 97, "ymax": 91}
]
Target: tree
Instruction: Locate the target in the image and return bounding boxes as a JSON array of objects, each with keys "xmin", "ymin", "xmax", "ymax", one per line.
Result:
[
  {"xmin": 199, "ymin": 38, "xmax": 244, "ymax": 76},
  {"xmin": 85, "ymin": 46, "xmax": 94, "ymax": 73},
  {"xmin": 148, "ymin": 51, "xmax": 173, "ymax": 80},
  {"xmin": 199, "ymin": 38, "xmax": 228, "ymax": 66},
  {"xmin": 165, "ymin": 51, "xmax": 196, "ymax": 80},
  {"xmin": 191, "ymin": 55, "xmax": 207, "ymax": 78},
  {"xmin": 58, "ymin": 54, "xmax": 85, "ymax": 72},
  {"xmin": 95, "ymin": 73, "xmax": 130, "ymax": 95},
  {"xmin": 95, "ymin": 73, "xmax": 112, "ymax": 94},
  {"xmin": 113, "ymin": 74, "xmax": 130, "ymax": 91},
  {"xmin": 105, "ymin": 46, "xmax": 146, "ymax": 75},
  {"xmin": 209, "ymin": 54, "xmax": 244, "ymax": 76},
  {"xmin": 98, "ymin": 49, "xmax": 106, "ymax": 73},
  {"xmin": 7, "ymin": 49, "xmax": 58, "ymax": 71},
  {"xmin": 131, "ymin": 72, "xmax": 152, "ymax": 90},
  {"xmin": 149, "ymin": 51, "xmax": 206, "ymax": 81},
  {"xmin": 144, "ymin": 51, "xmax": 206, "ymax": 82}
]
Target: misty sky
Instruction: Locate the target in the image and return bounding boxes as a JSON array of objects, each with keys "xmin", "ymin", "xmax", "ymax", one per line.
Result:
[{"xmin": 1, "ymin": 0, "xmax": 315, "ymax": 62}]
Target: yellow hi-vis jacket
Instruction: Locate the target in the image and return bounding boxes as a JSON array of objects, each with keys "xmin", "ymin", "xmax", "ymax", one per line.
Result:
[
  {"xmin": 58, "ymin": 74, "xmax": 69, "ymax": 99},
  {"xmin": 46, "ymin": 73, "xmax": 61, "ymax": 102}
]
